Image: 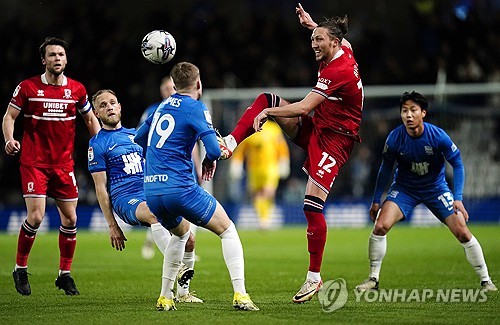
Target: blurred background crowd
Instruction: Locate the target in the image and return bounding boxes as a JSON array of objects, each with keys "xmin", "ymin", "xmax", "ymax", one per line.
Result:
[{"xmin": 1, "ymin": 0, "xmax": 499, "ymax": 207}]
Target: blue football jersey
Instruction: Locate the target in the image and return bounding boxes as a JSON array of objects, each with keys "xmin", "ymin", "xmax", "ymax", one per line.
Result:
[
  {"xmin": 373, "ymin": 122, "xmax": 464, "ymax": 202},
  {"xmin": 135, "ymin": 93, "xmax": 220, "ymax": 196},
  {"xmin": 88, "ymin": 127, "xmax": 145, "ymax": 202}
]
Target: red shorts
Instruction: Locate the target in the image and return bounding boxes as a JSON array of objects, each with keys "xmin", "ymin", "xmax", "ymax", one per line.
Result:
[
  {"xmin": 293, "ymin": 116, "xmax": 355, "ymax": 194},
  {"xmin": 20, "ymin": 164, "xmax": 79, "ymax": 200}
]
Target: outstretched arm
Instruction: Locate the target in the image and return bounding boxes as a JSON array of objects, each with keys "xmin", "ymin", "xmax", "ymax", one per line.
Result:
[
  {"xmin": 296, "ymin": 3, "xmax": 318, "ymax": 30},
  {"xmin": 296, "ymin": 3, "xmax": 353, "ymax": 51},
  {"xmin": 91, "ymin": 171, "xmax": 127, "ymax": 250},
  {"xmin": 82, "ymin": 110, "xmax": 101, "ymax": 137}
]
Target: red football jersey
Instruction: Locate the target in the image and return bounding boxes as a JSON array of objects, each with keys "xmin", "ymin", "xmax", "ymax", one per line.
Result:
[
  {"xmin": 9, "ymin": 73, "xmax": 92, "ymax": 168},
  {"xmin": 312, "ymin": 45, "xmax": 364, "ymax": 143}
]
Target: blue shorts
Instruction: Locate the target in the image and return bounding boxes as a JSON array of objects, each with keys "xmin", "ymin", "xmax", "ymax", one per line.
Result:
[
  {"xmin": 112, "ymin": 190, "xmax": 147, "ymax": 226},
  {"xmin": 385, "ymin": 184, "xmax": 455, "ymax": 222},
  {"xmin": 146, "ymin": 185, "xmax": 217, "ymax": 230}
]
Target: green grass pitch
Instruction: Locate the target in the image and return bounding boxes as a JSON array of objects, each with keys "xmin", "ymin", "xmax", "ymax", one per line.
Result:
[{"xmin": 0, "ymin": 225, "xmax": 498, "ymax": 324}]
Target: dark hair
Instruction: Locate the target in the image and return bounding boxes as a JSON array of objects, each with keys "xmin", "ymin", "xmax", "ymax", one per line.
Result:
[
  {"xmin": 170, "ymin": 62, "xmax": 199, "ymax": 91},
  {"xmin": 400, "ymin": 91, "xmax": 428, "ymax": 111},
  {"xmin": 39, "ymin": 37, "xmax": 69, "ymax": 59},
  {"xmin": 317, "ymin": 15, "xmax": 348, "ymax": 42}
]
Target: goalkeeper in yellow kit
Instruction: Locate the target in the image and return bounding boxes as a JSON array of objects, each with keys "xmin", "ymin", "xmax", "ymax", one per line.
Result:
[{"xmin": 230, "ymin": 120, "xmax": 290, "ymax": 229}]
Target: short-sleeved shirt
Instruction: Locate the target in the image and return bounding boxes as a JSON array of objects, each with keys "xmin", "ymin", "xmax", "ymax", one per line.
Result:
[
  {"xmin": 293, "ymin": 45, "xmax": 364, "ymax": 193},
  {"xmin": 9, "ymin": 73, "xmax": 91, "ymax": 168},
  {"xmin": 312, "ymin": 45, "xmax": 363, "ymax": 143},
  {"xmin": 88, "ymin": 127, "xmax": 145, "ymax": 204},
  {"xmin": 135, "ymin": 93, "xmax": 220, "ymax": 228},
  {"xmin": 379, "ymin": 122, "xmax": 461, "ymax": 197},
  {"xmin": 138, "ymin": 93, "xmax": 217, "ymax": 195}
]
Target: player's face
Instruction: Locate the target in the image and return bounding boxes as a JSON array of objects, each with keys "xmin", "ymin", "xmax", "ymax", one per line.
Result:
[
  {"xmin": 94, "ymin": 92, "xmax": 122, "ymax": 128},
  {"xmin": 400, "ymin": 100, "xmax": 426, "ymax": 131},
  {"xmin": 311, "ymin": 27, "xmax": 338, "ymax": 62},
  {"xmin": 42, "ymin": 45, "xmax": 67, "ymax": 76}
]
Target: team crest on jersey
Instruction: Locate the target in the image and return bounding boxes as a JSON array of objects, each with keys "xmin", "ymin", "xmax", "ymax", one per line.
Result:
[
  {"xmin": 13, "ymin": 85, "xmax": 21, "ymax": 97},
  {"xmin": 424, "ymin": 146, "xmax": 433, "ymax": 155},
  {"xmin": 88, "ymin": 147, "xmax": 94, "ymax": 161},
  {"xmin": 204, "ymin": 111, "xmax": 213, "ymax": 125},
  {"xmin": 27, "ymin": 182, "xmax": 34, "ymax": 193},
  {"xmin": 63, "ymin": 89, "xmax": 72, "ymax": 99}
]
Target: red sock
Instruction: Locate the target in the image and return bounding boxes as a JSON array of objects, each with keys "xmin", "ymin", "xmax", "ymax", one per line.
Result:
[
  {"xmin": 59, "ymin": 225, "xmax": 77, "ymax": 271},
  {"xmin": 230, "ymin": 93, "xmax": 280, "ymax": 144},
  {"xmin": 16, "ymin": 220, "xmax": 38, "ymax": 267},
  {"xmin": 303, "ymin": 196, "xmax": 327, "ymax": 273}
]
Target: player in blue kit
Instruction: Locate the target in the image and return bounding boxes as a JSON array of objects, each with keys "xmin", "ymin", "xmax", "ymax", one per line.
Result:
[
  {"xmin": 356, "ymin": 91, "xmax": 497, "ymax": 292},
  {"xmin": 88, "ymin": 89, "xmax": 202, "ymax": 301},
  {"xmin": 135, "ymin": 62, "xmax": 258, "ymax": 311}
]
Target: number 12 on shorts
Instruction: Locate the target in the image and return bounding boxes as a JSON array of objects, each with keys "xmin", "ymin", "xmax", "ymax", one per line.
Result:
[{"xmin": 318, "ymin": 152, "xmax": 336, "ymax": 173}]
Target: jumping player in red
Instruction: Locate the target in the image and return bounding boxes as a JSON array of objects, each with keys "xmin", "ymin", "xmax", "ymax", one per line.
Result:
[
  {"xmin": 218, "ymin": 4, "xmax": 364, "ymax": 303},
  {"xmin": 2, "ymin": 37, "xmax": 101, "ymax": 296}
]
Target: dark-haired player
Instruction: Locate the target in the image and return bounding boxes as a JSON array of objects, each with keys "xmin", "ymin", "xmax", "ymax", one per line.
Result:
[
  {"xmin": 3, "ymin": 37, "xmax": 101, "ymax": 296},
  {"xmin": 356, "ymin": 91, "xmax": 497, "ymax": 292},
  {"xmin": 218, "ymin": 3, "xmax": 364, "ymax": 303}
]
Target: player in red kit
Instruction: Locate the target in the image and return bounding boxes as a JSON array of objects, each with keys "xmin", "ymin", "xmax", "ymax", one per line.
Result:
[
  {"xmin": 218, "ymin": 4, "xmax": 364, "ymax": 303},
  {"xmin": 2, "ymin": 37, "xmax": 101, "ymax": 296}
]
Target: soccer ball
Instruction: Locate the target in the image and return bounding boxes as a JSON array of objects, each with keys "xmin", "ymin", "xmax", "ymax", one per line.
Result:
[{"xmin": 141, "ymin": 30, "xmax": 176, "ymax": 64}]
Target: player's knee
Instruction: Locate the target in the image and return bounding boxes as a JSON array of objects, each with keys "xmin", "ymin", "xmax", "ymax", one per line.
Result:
[
  {"xmin": 185, "ymin": 232, "xmax": 196, "ymax": 251},
  {"xmin": 59, "ymin": 215, "xmax": 77, "ymax": 227},
  {"xmin": 262, "ymin": 93, "xmax": 281, "ymax": 107},
  {"xmin": 373, "ymin": 222, "xmax": 390, "ymax": 236},
  {"xmin": 26, "ymin": 213, "xmax": 44, "ymax": 227},
  {"xmin": 143, "ymin": 213, "xmax": 158, "ymax": 225},
  {"xmin": 454, "ymin": 227, "xmax": 472, "ymax": 243}
]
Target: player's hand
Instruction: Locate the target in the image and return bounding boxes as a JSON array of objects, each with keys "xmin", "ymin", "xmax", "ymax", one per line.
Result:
[
  {"xmin": 253, "ymin": 110, "xmax": 269, "ymax": 132},
  {"xmin": 109, "ymin": 226, "xmax": 127, "ymax": 251},
  {"xmin": 453, "ymin": 200, "xmax": 469, "ymax": 222},
  {"xmin": 202, "ymin": 157, "xmax": 217, "ymax": 181},
  {"xmin": 296, "ymin": 3, "xmax": 317, "ymax": 30},
  {"xmin": 369, "ymin": 203, "xmax": 380, "ymax": 223},
  {"xmin": 4, "ymin": 139, "xmax": 20, "ymax": 155}
]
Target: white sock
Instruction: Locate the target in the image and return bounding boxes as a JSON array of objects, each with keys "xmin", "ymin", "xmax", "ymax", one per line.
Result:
[
  {"xmin": 190, "ymin": 224, "xmax": 198, "ymax": 236},
  {"xmin": 183, "ymin": 251, "xmax": 196, "ymax": 269},
  {"xmin": 177, "ymin": 250, "xmax": 196, "ymax": 296},
  {"xmin": 220, "ymin": 222, "xmax": 246, "ymax": 294},
  {"xmin": 151, "ymin": 223, "xmax": 171, "ymax": 256},
  {"xmin": 368, "ymin": 233, "xmax": 387, "ymax": 281},
  {"xmin": 160, "ymin": 230, "xmax": 190, "ymax": 298},
  {"xmin": 307, "ymin": 271, "xmax": 321, "ymax": 282},
  {"xmin": 145, "ymin": 227, "xmax": 154, "ymax": 245},
  {"xmin": 14, "ymin": 265, "xmax": 27, "ymax": 271},
  {"xmin": 461, "ymin": 235, "xmax": 490, "ymax": 282},
  {"xmin": 224, "ymin": 135, "xmax": 238, "ymax": 152}
]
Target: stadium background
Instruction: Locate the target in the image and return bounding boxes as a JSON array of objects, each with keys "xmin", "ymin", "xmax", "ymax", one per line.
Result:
[{"xmin": 1, "ymin": 0, "xmax": 499, "ymax": 229}]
